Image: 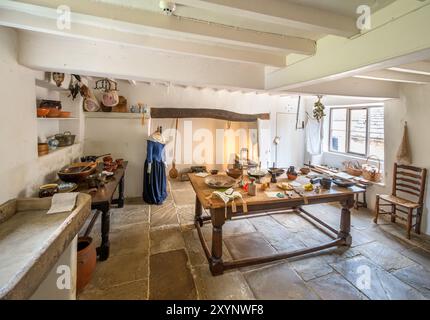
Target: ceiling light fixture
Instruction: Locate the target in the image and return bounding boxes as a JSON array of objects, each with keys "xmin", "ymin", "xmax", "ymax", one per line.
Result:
[{"xmin": 159, "ymin": 1, "xmax": 176, "ymax": 16}]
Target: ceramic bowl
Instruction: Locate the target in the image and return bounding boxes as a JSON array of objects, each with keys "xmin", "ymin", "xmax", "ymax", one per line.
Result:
[
  {"xmin": 46, "ymin": 108, "xmax": 61, "ymax": 118},
  {"xmin": 57, "ymin": 182, "xmax": 78, "ymax": 193},
  {"xmin": 37, "ymin": 108, "xmax": 50, "ymax": 117},
  {"xmin": 59, "ymin": 111, "xmax": 71, "ymax": 118},
  {"xmin": 103, "ymin": 156, "xmax": 113, "ymax": 163},
  {"xmin": 39, "ymin": 183, "xmax": 59, "ymax": 198}
]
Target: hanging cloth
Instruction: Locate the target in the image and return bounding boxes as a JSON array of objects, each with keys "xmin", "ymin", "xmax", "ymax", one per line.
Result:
[
  {"xmin": 306, "ymin": 116, "xmax": 323, "ymax": 155},
  {"xmin": 396, "ymin": 122, "xmax": 412, "ymax": 165}
]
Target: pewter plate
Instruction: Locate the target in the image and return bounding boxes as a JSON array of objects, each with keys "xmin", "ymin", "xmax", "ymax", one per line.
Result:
[{"xmin": 204, "ymin": 175, "xmax": 236, "ymax": 189}]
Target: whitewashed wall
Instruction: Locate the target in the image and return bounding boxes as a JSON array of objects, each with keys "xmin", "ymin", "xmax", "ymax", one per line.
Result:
[
  {"xmin": 84, "ymin": 80, "xmax": 305, "ymax": 197},
  {"xmin": 0, "ymin": 27, "xmax": 83, "ymax": 203},
  {"xmin": 303, "ymin": 89, "xmax": 430, "ymax": 235}
]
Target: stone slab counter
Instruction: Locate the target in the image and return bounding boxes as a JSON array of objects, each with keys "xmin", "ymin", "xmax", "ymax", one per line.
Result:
[{"xmin": 0, "ymin": 194, "xmax": 91, "ymax": 299}]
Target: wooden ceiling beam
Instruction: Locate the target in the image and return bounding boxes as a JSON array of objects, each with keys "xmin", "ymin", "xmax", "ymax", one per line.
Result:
[
  {"xmin": 354, "ymin": 69, "xmax": 430, "ymax": 84},
  {"xmin": 266, "ymin": 4, "xmax": 430, "ymax": 90},
  {"xmin": 389, "ymin": 61, "xmax": 430, "ymax": 76},
  {"xmin": 10, "ymin": 0, "xmax": 315, "ymax": 54},
  {"xmin": 175, "ymin": 0, "xmax": 358, "ymax": 37},
  {"xmin": 0, "ymin": 3, "xmax": 287, "ymax": 67}
]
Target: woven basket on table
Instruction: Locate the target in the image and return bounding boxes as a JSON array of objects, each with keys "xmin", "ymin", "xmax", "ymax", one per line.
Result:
[
  {"xmin": 362, "ymin": 155, "xmax": 382, "ymax": 182},
  {"xmin": 344, "ymin": 160, "xmax": 363, "ymax": 177}
]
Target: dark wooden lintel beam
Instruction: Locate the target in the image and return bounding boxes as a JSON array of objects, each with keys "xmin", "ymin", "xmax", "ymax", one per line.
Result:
[{"xmin": 150, "ymin": 108, "xmax": 270, "ymax": 122}]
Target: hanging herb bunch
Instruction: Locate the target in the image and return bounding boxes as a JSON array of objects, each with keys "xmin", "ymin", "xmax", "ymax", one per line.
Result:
[{"xmin": 313, "ymin": 95, "xmax": 326, "ymax": 122}]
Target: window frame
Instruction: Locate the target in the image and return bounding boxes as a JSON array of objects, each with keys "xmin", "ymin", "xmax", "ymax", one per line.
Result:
[{"xmin": 328, "ymin": 105, "xmax": 383, "ymax": 159}]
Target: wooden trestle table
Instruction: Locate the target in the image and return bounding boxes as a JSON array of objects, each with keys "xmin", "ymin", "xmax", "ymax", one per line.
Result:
[{"xmin": 188, "ymin": 172, "xmax": 365, "ymax": 276}]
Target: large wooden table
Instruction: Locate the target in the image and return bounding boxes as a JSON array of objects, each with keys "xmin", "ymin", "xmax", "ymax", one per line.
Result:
[
  {"xmin": 188, "ymin": 172, "xmax": 364, "ymax": 276},
  {"xmin": 79, "ymin": 162, "xmax": 127, "ymax": 261}
]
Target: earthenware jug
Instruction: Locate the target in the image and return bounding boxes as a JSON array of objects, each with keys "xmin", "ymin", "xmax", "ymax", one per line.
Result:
[
  {"xmin": 287, "ymin": 166, "xmax": 298, "ymax": 180},
  {"xmin": 77, "ymin": 237, "xmax": 97, "ymax": 293}
]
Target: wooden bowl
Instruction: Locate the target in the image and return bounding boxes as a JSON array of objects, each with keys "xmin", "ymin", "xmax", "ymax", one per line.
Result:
[
  {"xmin": 37, "ymin": 108, "xmax": 50, "ymax": 117},
  {"xmin": 59, "ymin": 111, "xmax": 71, "ymax": 118},
  {"xmin": 226, "ymin": 168, "xmax": 242, "ymax": 179},
  {"xmin": 58, "ymin": 162, "xmax": 97, "ymax": 183},
  {"xmin": 300, "ymin": 167, "xmax": 310, "ymax": 175}
]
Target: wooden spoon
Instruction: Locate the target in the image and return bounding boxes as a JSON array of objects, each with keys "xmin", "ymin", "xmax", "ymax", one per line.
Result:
[{"xmin": 169, "ymin": 118, "xmax": 179, "ymax": 179}]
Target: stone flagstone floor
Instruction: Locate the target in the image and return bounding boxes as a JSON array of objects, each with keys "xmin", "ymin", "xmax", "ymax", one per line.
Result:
[{"xmin": 79, "ymin": 179, "xmax": 430, "ymax": 300}]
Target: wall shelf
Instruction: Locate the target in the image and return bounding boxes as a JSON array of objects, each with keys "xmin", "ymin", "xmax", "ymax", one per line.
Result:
[
  {"xmin": 35, "ymin": 75, "xmax": 83, "ymax": 157},
  {"xmin": 38, "ymin": 143, "xmax": 80, "ymax": 158},
  {"xmin": 37, "ymin": 117, "xmax": 79, "ymax": 120},
  {"xmin": 35, "ymin": 78, "xmax": 69, "ymax": 92},
  {"xmin": 84, "ymin": 112, "xmax": 143, "ymax": 119}
]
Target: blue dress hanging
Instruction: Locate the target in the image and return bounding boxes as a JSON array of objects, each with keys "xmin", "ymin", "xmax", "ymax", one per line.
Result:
[{"xmin": 143, "ymin": 139, "xmax": 167, "ymax": 205}]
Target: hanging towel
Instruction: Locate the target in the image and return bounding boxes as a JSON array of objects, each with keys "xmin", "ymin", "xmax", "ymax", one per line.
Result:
[
  {"xmin": 306, "ymin": 117, "xmax": 322, "ymax": 155},
  {"xmin": 396, "ymin": 123, "xmax": 412, "ymax": 165}
]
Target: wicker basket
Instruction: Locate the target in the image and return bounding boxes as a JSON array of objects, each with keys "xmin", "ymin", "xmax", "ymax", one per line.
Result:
[
  {"xmin": 362, "ymin": 155, "xmax": 382, "ymax": 182},
  {"xmin": 344, "ymin": 160, "xmax": 363, "ymax": 177}
]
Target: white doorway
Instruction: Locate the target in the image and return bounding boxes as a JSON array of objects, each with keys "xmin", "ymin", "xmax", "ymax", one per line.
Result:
[{"xmin": 275, "ymin": 112, "xmax": 305, "ymax": 169}]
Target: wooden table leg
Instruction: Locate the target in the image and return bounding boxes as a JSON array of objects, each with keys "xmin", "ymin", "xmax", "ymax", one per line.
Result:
[
  {"xmin": 97, "ymin": 205, "xmax": 111, "ymax": 261},
  {"xmin": 195, "ymin": 196, "xmax": 203, "ymax": 227},
  {"xmin": 117, "ymin": 176, "xmax": 125, "ymax": 208},
  {"xmin": 209, "ymin": 208, "xmax": 225, "ymax": 276},
  {"xmin": 362, "ymin": 192, "xmax": 368, "ymax": 208},
  {"xmin": 338, "ymin": 197, "xmax": 354, "ymax": 246}
]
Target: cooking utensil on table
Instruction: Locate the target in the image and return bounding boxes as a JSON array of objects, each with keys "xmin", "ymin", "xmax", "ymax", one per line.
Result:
[
  {"xmin": 169, "ymin": 118, "xmax": 179, "ymax": 179},
  {"xmin": 80, "ymin": 153, "xmax": 111, "ymax": 162}
]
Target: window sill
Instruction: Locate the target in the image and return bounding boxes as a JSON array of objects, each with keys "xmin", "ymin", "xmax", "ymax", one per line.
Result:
[
  {"xmin": 324, "ymin": 151, "xmax": 384, "ymax": 163},
  {"xmin": 321, "ymin": 151, "xmax": 386, "ymax": 187}
]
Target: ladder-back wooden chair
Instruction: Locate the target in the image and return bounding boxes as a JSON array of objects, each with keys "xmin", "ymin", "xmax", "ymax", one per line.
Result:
[{"xmin": 374, "ymin": 163, "xmax": 427, "ymax": 239}]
